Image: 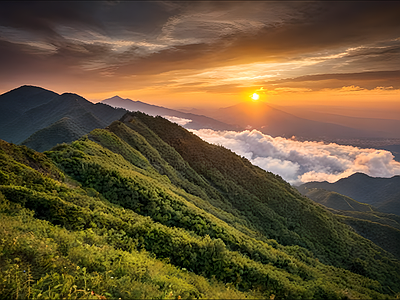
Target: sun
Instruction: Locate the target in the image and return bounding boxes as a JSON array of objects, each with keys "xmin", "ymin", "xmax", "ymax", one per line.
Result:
[{"xmin": 251, "ymin": 93, "xmax": 259, "ymax": 100}]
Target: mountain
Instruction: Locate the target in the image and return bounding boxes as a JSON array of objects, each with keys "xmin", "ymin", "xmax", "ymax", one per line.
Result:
[
  {"xmin": 101, "ymin": 96, "xmax": 240, "ymax": 131},
  {"xmin": 334, "ymin": 210, "xmax": 400, "ymax": 261},
  {"xmin": 21, "ymin": 117, "xmax": 88, "ymax": 152},
  {"xmin": 205, "ymin": 101, "xmax": 386, "ymax": 139},
  {"xmin": 296, "ymin": 187, "xmax": 376, "ymax": 212},
  {"xmin": 0, "ymin": 85, "xmax": 127, "ymax": 150},
  {"xmin": 296, "ymin": 186, "xmax": 400, "ymax": 259},
  {"xmin": 271, "ymin": 105, "xmax": 400, "ymax": 139},
  {"xmin": 1, "ymin": 112, "xmax": 400, "ymax": 298},
  {"xmin": 297, "ymin": 173, "xmax": 400, "ymax": 215}
]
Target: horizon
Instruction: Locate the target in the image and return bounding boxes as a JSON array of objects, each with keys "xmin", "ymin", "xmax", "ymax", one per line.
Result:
[{"xmin": 0, "ymin": 1, "xmax": 399, "ymax": 114}]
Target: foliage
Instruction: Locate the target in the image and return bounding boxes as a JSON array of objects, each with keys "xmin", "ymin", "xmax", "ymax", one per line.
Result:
[{"xmin": 1, "ymin": 113, "xmax": 400, "ymax": 298}]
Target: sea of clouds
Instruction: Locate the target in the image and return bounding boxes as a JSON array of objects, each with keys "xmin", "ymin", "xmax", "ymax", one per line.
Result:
[{"xmin": 188, "ymin": 128, "xmax": 400, "ymax": 185}]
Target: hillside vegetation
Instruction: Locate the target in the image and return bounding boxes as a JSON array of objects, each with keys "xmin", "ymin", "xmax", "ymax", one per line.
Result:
[
  {"xmin": 296, "ymin": 187, "xmax": 400, "ymax": 260},
  {"xmin": 297, "ymin": 173, "xmax": 400, "ymax": 215},
  {"xmin": 296, "ymin": 187, "xmax": 376, "ymax": 212},
  {"xmin": 1, "ymin": 112, "xmax": 400, "ymax": 299}
]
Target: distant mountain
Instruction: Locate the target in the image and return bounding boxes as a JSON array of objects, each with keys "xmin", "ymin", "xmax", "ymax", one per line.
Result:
[
  {"xmin": 205, "ymin": 101, "xmax": 385, "ymax": 139},
  {"xmin": 101, "ymin": 96, "xmax": 240, "ymax": 131},
  {"xmin": 271, "ymin": 105, "xmax": 400, "ymax": 138},
  {"xmin": 0, "ymin": 85, "xmax": 127, "ymax": 151},
  {"xmin": 297, "ymin": 173, "xmax": 400, "ymax": 215}
]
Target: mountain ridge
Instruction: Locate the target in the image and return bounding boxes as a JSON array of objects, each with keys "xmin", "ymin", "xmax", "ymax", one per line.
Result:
[
  {"xmin": 0, "ymin": 86, "xmax": 127, "ymax": 149},
  {"xmin": 298, "ymin": 172, "xmax": 400, "ymax": 215},
  {"xmin": 101, "ymin": 95, "xmax": 241, "ymax": 132},
  {"xmin": 206, "ymin": 101, "xmax": 387, "ymax": 139}
]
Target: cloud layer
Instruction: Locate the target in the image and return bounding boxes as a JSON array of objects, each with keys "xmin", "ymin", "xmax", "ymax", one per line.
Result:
[{"xmin": 190, "ymin": 129, "xmax": 400, "ymax": 185}]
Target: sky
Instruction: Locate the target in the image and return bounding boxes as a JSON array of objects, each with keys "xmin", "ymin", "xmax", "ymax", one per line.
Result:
[{"xmin": 0, "ymin": 1, "xmax": 399, "ymax": 110}]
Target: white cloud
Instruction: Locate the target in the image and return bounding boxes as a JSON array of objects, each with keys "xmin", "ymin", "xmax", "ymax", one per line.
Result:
[
  {"xmin": 190, "ymin": 129, "xmax": 400, "ymax": 185},
  {"xmin": 163, "ymin": 115, "xmax": 192, "ymax": 126}
]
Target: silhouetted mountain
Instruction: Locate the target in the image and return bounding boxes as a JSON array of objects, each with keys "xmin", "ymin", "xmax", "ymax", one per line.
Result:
[
  {"xmin": 271, "ymin": 105, "xmax": 400, "ymax": 139},
  {"xmin": 205, "ymin": 101, "xmax": 384, "ymax": 139},
  {"xmin": 0, "ymin": 86, "xmax": 127, "ymax": 150},
  {"xmin": 101, "ymin": 96, "xmax": 240, "ymax": 131},
  {"xmin": 298, "ymin": 173, "xmax": 400, "ymax": 215}
]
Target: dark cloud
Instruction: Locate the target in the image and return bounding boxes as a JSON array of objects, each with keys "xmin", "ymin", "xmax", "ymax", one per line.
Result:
[
  {"xmin": 0, "ymin": 1, "xmax": 176, "ymax": 36},
  {"xmin": 0, "ymin": 1, "xmax": 399, "ymax": 96},
  {"xmin": 264, "ymin": 70, "xmax": 400, "ymax": 90}
]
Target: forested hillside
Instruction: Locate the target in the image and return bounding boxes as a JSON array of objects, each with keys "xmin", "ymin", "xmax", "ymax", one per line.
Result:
[
  {"xmin": 1, "ymin": 112, "xmax": 400, "ymax": 299},
  {"xmin": 297, "ymin": 173, "xmax": 400, "ymax": 215},
  {"xmin": 296, "ymin": 187, "xmax": 400, "ymax": 260}
]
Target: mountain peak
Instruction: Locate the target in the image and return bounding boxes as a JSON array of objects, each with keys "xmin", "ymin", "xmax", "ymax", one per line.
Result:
[{"xmin": 103, "ymin": 95, "xmax": 128, "ymax": 102}]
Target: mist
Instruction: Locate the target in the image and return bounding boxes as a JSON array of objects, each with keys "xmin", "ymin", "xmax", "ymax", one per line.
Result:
[{"xmin": 190, "ymin": 128, "xmax": 400, "ymax": 185}]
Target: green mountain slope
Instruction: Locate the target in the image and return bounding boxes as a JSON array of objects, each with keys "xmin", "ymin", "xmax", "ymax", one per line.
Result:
[
  {"xmin": 377, "ymin": 193, "xmax": 400, "ymax": 216},
  {"xmin": 0, "ymin": 140, "xmax": 394, "ymax": 299},
  {"xmin": 0, "ymin": 140, "xmax": 254, "ymax": 299},
  {"xmin": 21, "ymin": 117, "xmax": 88, "ymax": 152},
  {"xmin": 46, "ymin": 112, "xmax": 400, "ymax": 293},
  {"xmin": 2, "ymin": 112, "xmax": 400, "ymax": 298},
  {"xmin": 336, "ymin": 214, "xmax": 400, "ymax": 260},
  {"xmin": 297, "ymin": 185, "xmax": 400, "ymax": 261},
  {"xmin": 296, "ymin": 187, "xmax": 376, "ymax": 212},
  {"xmin": 297, "ymin": 173, "xmax": 400, "ymax": 211}
]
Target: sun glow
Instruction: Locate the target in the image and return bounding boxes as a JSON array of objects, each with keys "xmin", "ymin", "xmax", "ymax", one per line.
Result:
[{"xmin": 251, "ymin": 93, "xmax": 259, "ymax": 100}]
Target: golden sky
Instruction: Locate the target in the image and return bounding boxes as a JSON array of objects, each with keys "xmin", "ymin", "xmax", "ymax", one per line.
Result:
[{"xmin": 0, "ymin": 1, "xmax": 399, "ymax": 111}]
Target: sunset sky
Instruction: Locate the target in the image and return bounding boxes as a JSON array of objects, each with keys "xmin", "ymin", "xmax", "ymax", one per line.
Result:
[{"xmin": 0, "ymin": 1, "xmax": 399, "ymax": 111}]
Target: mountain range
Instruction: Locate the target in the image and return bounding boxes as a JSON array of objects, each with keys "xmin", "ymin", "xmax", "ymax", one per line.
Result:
[
  {"xmin": 297, "ymin": 172, "xmax": 400, "ymax": 216},
  {"xmin": 101, "ymin": 96, "xmax": 240, "ymax": 132},
  {"xmin": 0, "ymin": 85, "xmax": 127, "ymax": 151},
  {"xmin": 1, "ymin": 110, "xmax": 400, "ymax": 298},
  {"xmin": 2, "ymin": 86, "xmax": 399, "ymax": 154},
  {"xmin": 0, "ymin": 86, "xmax": 237, "ymax": 152},
  {"xmin": 271, "ymin": 105, "xmax": 400, "ymax": 139},
  {"xmin": 204, "ymin": 101, "xmax": 388, "ymax": 139}
]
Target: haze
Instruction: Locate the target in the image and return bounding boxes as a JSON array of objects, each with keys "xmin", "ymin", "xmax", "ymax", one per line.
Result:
[{"xmin": 0, "ymin": 1, "xmax": 399, "ymax": 117}]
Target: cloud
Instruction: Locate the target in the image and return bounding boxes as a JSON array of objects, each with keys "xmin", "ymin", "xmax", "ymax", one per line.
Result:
[
  {"xmin": 163, "ymin": 116, "xmax": 192, "ymax": 126},
  {"xmin": 190, "ymin": 129, "xmax": 400, "ymax": 185},
  {"xmin": 1, "ymin": 1, "xmax": 400, "ymax": 100}
]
